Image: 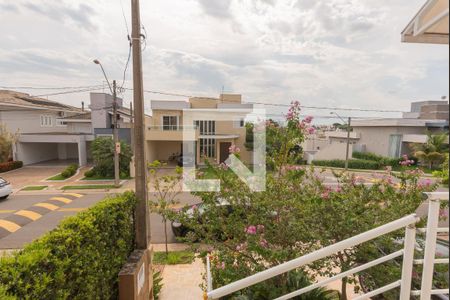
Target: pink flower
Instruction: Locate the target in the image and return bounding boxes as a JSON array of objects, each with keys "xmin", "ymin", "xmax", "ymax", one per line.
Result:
[
  {"xmin": 402, "ymin": 154, "xmax": 409, "ymax": 160},
  {"xmin": 219, "ymin": 163, "xmax": 229, "ymax": 170},
  {"xmin": 335, "ymin": 187, "xmax": 342, "ymax": 193},
  {"xmin": 245, "ymin": 225, "xmax": 257, "ymax": 235},
  {"xmin": 291, "ymin": 100, "xmax": 300, "ymax": 107},
  {"xmin": 303, "ymin": 116, "xmax": 313, "ymax": 124},
  {"xmin": 229, "ymin": 145, "xmax": 241, "ymax": 154},
  {"xmin": 216, "ymin": 262, "xmax": 225, "ymax": 270},
  {"xmin": 439, "ymin": 209, "xmax": 448, "ymax": 219},
  {"xmin": 297, "ymin": 121, "xmax": 306, "ymax": 129},
  {"xmin": 286, "ymin": 111, "xmax": 294, "ymax": 120},
  {"xmin": 321, "ymin": 191, "xmax": 330, "ymax": 199},
  {"xmin": 307, "ymin": 127, "xmax": 315, "ymax": 134},
  {"xmin": 259, "ymin": 238, "xmax": 269, "ymax": 248}
]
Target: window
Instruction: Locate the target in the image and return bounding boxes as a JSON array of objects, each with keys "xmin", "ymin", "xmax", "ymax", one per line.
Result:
[
  {"xmin": 200, "ymin": 138, "xmax": 216, "ymax": 158},
  {"xmin": 162, "ymin": 116, "xmax": 178, "ymax": 130},
  {"xmin": 195, "ymin": 120, "xmax": 216, "ymax": 135},
  {"xmin": 388, "ymin": 134, "xmax": 403, "ymax": 158},
  {"xmin": 56, "ymin": 119, "xmax": 67, "ymax": 127},
  {"xmin": 40, "ymin": 115, "xmax": 53, "ymax": 127}
]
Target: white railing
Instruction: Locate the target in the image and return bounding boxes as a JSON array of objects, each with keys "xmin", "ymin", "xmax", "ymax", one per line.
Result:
[
  {"xmin": 205, "ymin": 192, "xmax": 449, "ymax": 300},
  {"xmin": 148, "ymin": 125, "xmax": 197, "ymax": 131}
]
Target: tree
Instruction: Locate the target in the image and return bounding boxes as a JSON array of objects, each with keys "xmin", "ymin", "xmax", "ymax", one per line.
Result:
[
  {"xmin": 175, "ymin": 102, "xmax": 436, "ymax": 299},
  {"xmin": 0, "ymin": 123, "xmax": 18, "ymax": 163},
  {"xmin": 90, "ymin": 137, "xmax": 132, "ymax": 177},
  {"xmin": 412, "ymin": 131, "xmax": 449, "ymax": 169},
  {"xmin": 148, "ymin": 160, "xmax": 183, "ymax": 255}
]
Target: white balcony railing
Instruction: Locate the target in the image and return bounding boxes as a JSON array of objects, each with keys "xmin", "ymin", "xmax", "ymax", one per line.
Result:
[
  {"xmin": 205, "ymin": 192, "xmax": 449, "ymax": 300},
  {"xmin": 148, "ymin": 125, "xmax": 197, "ymax": 131}
]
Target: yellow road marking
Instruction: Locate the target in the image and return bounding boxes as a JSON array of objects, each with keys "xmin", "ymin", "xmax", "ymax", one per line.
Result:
[
  {"xmin": 58, "ymin": 208, "xmax": 87, "ymax": 212},
  {"xmin": 0, "ymin": 220, "xmax": 21, "ymax": 232},
  {"xmin": 15, "ymin": 210, "xmax": 42, "ymax": 221},
  {"xmin": 50, "ymin": 197, "xmax": 72, "ymax": 204},
  {"xmin": 0, "ymin": 210, "xmax": 16, "ymax": 214},
  {"xmin": 63, "ymin": 193, "xmax": 83, "ymax": 198},
  {"xmin": 34, "ymin": 203, "xmax": 59, "ymax": 211}
]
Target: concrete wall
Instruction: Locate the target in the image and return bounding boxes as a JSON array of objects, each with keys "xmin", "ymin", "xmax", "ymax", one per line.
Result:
[
  {"xmin": 0, "ymin": 110, "xmax": 69, "ymax": 134},
  {"xmin": 68, "ymin": 122, "xmax": 92, "ymax": 134},
  {"xmin": 313, "ymin": 143, "xmax": 353, "ymax": 161},
  {"xmin": 353, "ymin": 126, "xmax": 427, "ymax": 157},
  {"xmin": 90, "ymin": 93, "xmax": 123, "ymax": 129}
]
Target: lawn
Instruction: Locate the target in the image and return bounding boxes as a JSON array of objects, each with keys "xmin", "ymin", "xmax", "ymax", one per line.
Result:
[
  {"xmin": 21, "ymin": 186, "xmax": 48, "ymax": 191},
  {"xmin": 60, "ymin": 184, "xmax": 121, "ymax": 190},
  {"xmin": 153, "ymin": 251, "xmax": 195, "ymax": 265},
  {"xmin": 81, "ymin": 175, "xmax": 132, "ymax": 181},
  {"xmin": 46, "ymin": 174, "xmax": 69, "ymax": 181}
]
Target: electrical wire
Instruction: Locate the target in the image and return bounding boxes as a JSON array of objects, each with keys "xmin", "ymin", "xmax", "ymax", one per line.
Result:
[
  {"xmin": 118, "ymin": 0, "xmax": 132, "ymax": 93},
  {"xmin": 0, "ymin": 84, "xmax": 106, "ymax": 90},
  {"xmin": 31, "ymin": 86, "xmax": 107, "ymax": 98}
]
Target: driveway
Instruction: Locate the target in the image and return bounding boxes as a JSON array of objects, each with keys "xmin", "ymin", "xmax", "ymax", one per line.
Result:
[{"xmin": 1, "ymin": 166, "xmax": 66, "ymax": 191}]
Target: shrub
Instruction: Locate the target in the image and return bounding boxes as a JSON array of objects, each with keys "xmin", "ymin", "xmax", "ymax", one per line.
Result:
[
  {"xmin": 0, "ymin": 285, "xmax": 16, "ymax": 300},
  {"xmin": 0, "ymin": 192, "xmax": 137, "ymax": 299},
  {"xmin": 0, "ymin": 161, "xmax": 23, "ymax": 173},
  {"xmin": 91, "ymin": 137, "xmax": 132, "ymax": 178},
  {"xmin": 84, "ymin": 169, "xmax": 95, "ymax": 178},
  {"xmin": 153, "ymin": 270, "xmax": 163, "ymax": 300},
  {"xmin": 433, "ymin": 153, "xmax": 449, "ymax": 185},
  {"xmin": 352, "ymin": 151, "xmax": 405, "ymax": 167},
  {"xmin": 60, "ymin": 164, "xmax": 78, "ymax": 179},
  {"xmin": 312, "ymin": 159, "xmax": 381, "ymax": 170}
]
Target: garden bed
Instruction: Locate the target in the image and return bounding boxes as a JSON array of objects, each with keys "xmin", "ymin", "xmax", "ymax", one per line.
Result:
[{"xmin": 61, "ymin": 184, "xmax": 121, "ymax": 190}]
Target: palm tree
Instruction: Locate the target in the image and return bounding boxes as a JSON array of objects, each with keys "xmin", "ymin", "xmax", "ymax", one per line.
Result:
[{"xmin": 412, "ymin": 131, "xmax": 449, "ymax": 169}]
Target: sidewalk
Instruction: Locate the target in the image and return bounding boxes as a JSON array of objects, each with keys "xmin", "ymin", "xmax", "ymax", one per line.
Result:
[{"xmin": 159, "ymin": 258, "xmax": 204, "ymax": 300}]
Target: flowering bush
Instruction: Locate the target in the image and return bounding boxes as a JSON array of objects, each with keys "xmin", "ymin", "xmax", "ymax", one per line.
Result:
[{"xmin": 175, "ymin": 102, "xmax": 437, "ymax": 300}]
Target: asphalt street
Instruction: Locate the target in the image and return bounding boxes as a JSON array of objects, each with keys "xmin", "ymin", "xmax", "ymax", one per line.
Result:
[{"xmin": 0, "ymin": 192, "xmax": 105, "ymax": 249}]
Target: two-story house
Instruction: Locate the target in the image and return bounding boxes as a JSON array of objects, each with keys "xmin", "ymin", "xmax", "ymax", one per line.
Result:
[
  {"xmin": 147, "ymin": 94, "xmax": 253, "ymax": 166},
  {"xmin": 0, "ymin": 90, "xmax": 135, "ymax": 166}
]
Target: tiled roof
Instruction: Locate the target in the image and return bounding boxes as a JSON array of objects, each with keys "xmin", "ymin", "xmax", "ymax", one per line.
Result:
[{"xmin": 0, "ymin": 90, "xmax": 82, "ymax": 112}]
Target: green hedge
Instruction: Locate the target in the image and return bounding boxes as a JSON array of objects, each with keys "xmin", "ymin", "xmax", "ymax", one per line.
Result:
[
  {"xmin": 352, "ymin": 151, "xmax": 417, "ymax": 168},
  {"xmin": 61, "ymin": 163, "xmax": 79, "ymax": 178},
  {"xmin": 312, "ymin": 159, "xmax": 381, "ymax": 170},
  {"xmin": 0, "ymin": 161, "xmax": 23, "ymax": 173},
  {"xmin": 0, "ymin": 192, "xmax": 137, "ymax": 299}
]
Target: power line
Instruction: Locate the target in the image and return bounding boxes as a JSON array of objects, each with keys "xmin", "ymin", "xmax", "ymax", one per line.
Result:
[
  {"xmin": 246, "ymin": 101, "xmax": 406, "ymax": 113},
  {"xmin": 0, "ymin": 84, "xmax": 105, "ymax": 91},
  {"xmin": 118, "ymin": 0, "xmax": 132, "ymax": 93},
  {"xmin": 31, "ymin": 86, "xmax": 106, "ymax": 97}
]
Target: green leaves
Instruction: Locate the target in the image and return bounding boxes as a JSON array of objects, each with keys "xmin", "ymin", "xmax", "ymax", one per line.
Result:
[
  {"xmin": 0, "ymin": 192, "xmax": 137, "ymax": 299},
  {"xmin": 91, "ymin": 137, "xmax": 132, "ymax": 177}
]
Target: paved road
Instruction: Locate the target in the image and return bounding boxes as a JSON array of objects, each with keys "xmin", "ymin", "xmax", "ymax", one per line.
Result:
[{"xmin": 0, "ymin": 192, "xmax": 105, "ymax": 249}]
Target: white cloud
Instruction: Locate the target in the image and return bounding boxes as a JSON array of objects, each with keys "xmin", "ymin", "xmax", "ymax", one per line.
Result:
[{"xmin": 0, "ymin": 0, "xmax": 448, "ymax": 119}]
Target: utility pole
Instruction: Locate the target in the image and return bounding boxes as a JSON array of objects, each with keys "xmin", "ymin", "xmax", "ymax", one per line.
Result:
[
  {"xmin": 130, "ymin": 102, "xmax": 134, "ymax": 154},
  {"xmin": 344, "ymin": 117, "xmax": 351, "ymax": 170},
  {"xmin": 113, "ymin": 80, "xmax": 120, "ymax": 188},
  {"xmin": 131, "ymin": 0, "xmax": 150, "ymax": 249}
]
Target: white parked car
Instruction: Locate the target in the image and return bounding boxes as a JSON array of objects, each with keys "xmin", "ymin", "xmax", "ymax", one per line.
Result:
[{"xmin": 0, "ymin": 177, "xmax": 12, "ymax": 200}]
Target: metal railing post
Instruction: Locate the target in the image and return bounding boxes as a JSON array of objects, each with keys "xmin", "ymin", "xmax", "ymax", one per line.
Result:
[
  {"xmin": 399, "ymin": 224, "xmax": 417, "ymax": 300},
  {"xmin": 420, "ymin": 198, "xmax": 441, "ymax": 299}
]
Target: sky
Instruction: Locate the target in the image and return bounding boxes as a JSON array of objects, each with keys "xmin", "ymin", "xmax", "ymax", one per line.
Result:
[{"xmin": 0, "ymin": 0, "xmax": 448, "ymax": 122}]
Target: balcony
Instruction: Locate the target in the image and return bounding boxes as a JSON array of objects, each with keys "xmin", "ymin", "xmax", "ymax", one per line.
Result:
[{"xmin": 146, "ymin": 125, "xmax": 199, "ymax": 141}]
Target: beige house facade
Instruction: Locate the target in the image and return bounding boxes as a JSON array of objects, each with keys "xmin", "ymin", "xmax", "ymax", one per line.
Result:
[{"xmin": 147, "ymin": 94, "xmax": 253, "ymax": 166}]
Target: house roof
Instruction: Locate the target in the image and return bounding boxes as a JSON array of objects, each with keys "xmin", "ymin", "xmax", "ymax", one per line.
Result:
[
  {"xmin": 352, "ymin": 118, "xmax": 449, "ymax": 127},
  {"xmin": 402, "ymin": 0, "xmax": 449, "ymax": 44},
  {"xmin": 0, "ymin": 90, "xmax": 82, "ymax": 112}
]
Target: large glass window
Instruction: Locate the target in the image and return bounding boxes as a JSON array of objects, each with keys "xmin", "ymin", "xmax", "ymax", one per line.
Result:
[
  {"xmin": 195, "ymin": 120, "xmax": 215, "ymax": 135},
  {"xmin": 388, "ymin": 134, "xmax": 403, "ymax": 158},
  {"xmin": 200, "ymin": 138, "xmax": 216, "ymax": 158},
  {"xmin": 162, "ymin": 116, "xmax": 178, "ymax": 130}
]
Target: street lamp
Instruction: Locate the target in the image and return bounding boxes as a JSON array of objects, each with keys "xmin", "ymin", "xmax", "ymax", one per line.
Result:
[
  {"xmin": 331, "ymin": 112, "xmax": 352, "ymax": 170},
  {"xmin": 93, "ymin": 59, "xmax": 120, "ymax": 187}
]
